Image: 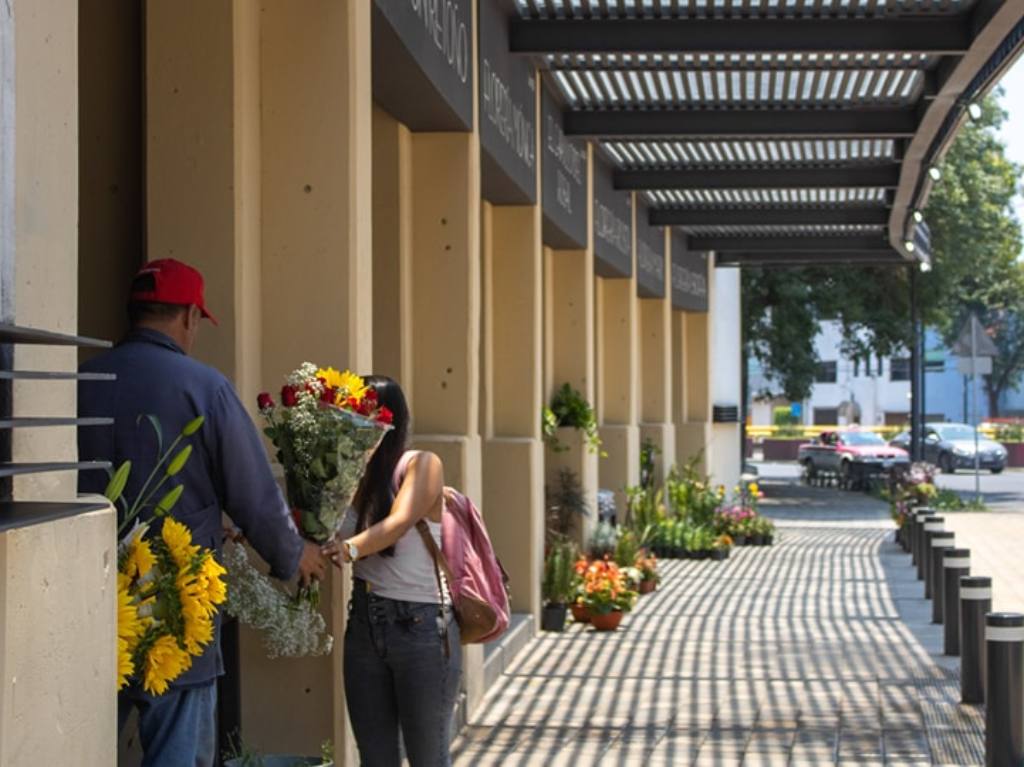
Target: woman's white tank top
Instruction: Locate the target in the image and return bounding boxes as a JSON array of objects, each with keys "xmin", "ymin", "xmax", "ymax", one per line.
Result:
[{"xmin": 339, "ymin": 451, "xmax": 444, "ymax": 604}]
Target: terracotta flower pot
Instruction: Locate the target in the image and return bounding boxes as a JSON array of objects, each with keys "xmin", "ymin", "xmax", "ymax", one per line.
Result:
[
  {"xmin": 638, "ymin": 579, "xmax": 656, "ymax": 594},
  {"xmin": 571, "ymin": 603, "xmax": 591, "ymax": 623},
  {"xmin": 589, "ymin": 611, "xmax": 624, "ymax": 631}
]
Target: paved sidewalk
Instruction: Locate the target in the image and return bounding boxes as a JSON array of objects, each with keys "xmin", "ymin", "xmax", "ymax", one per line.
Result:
[
  {"xmin": 936, "ymin": 511, "xmax": 1024, "ymax": 613},
  {"xmin": 453, "ymin": 479, "xmax": 985, "ymax": 766}
]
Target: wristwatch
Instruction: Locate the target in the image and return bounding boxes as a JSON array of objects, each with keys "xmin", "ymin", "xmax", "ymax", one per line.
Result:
[{"xmin": 343, "ymin": 540, "xmax": 359, "ymax": 562}]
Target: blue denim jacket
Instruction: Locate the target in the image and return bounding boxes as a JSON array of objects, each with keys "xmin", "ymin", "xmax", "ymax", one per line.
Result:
[{"xmin": 78, "ymin": 328, "xmax": 303, "ymax": 687}]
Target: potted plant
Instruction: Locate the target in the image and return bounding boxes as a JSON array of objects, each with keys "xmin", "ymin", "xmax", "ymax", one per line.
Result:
[
  {"xmin": 545, "ymin": 469, "xmax": 591, "ymax": 544},
  {"xmin": 542, "ymin": 383, "xmax": 605, "ymax": 456},
  {"xmin": 758, "ymin": 517, "xmax": 776, "ymax": 546},
  {"xmin": 635, "ymin": 550, "xmax": 660, "ymax": 593},
  {"xmin": 710, "ymin": 534, "xmax": 732, "ymax": 561},
  {"xmin": 541, "ymin": 541, "xmax": 578, "ymax": 632},
  {"xmin": 588, "ymin": 521, "xmax": 620, "ymax": 560},
  {"xmin": 578, "ymin": 558, "xmax": 637, "ymax": 631}
]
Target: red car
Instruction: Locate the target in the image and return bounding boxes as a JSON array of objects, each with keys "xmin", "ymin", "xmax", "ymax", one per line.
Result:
[{"xmin": 799, "ymin": 429, "xmax": 910, "ymax": 485}]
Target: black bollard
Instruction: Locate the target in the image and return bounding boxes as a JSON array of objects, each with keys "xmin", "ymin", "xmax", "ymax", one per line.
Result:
[
  {"xmin": 961, "ymin": 576, "xmax": 992, "ymax": 704},
  {"xmin": 929, "ymin": 532, "xmax": 955, "ymax": 623},
  {"xmin": 985, "ymin": 612, "xmax": 1024, "ymax": 767},
  {"xmin": 943, "ymin": 549, "xmax": 970, "ymax": 656},
  {"xmin": 912, "ymin": 509, "xmax": 935, "ymax": 570},
  {"xmin": 921, "ymin": 516, "xmax": 945, "ymax": 591}
]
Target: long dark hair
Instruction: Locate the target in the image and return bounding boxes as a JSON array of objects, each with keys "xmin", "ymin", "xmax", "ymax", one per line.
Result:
[{"xmin": 353, "ymin": 375, "xmax": 410, "ymax": 556}]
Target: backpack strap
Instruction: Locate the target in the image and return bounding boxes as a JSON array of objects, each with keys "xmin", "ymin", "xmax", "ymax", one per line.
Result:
[{"xmin": 415, "ymin": 518, "xmax": 453, "ymax": 658}]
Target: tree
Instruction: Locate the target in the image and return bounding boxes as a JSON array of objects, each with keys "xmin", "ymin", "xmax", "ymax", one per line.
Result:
[{"xmin": 744, "ymin": 91, "xmax": 1023, "ymax": 409}]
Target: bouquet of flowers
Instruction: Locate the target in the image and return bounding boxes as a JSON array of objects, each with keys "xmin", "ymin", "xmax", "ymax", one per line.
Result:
[
  {"xmin": 118, "ymin": 519, "xmax": 227, "ymax": 694},
  {"xmin": 108, "ymin": 415, "xmax": 227, "ymax": 695},
  {"xmin": 258, "ymin": 364, "xmax": 393, "ymax": 604}
]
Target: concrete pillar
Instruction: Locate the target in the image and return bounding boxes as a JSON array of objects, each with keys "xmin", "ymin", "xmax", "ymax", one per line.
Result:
[
  {"xmin": 371, "ymin": 106, "xmax": 414, "ymax": 390},
  {"xmin": 678, "ymin": 308, "xmax": 712, "ymax": 474},
  {"xmin": 1, "ymin": 3, "xmax": 117, "ymax": 765},
  {"xmin": 639, "ymin": 228, "xmax": 676, "ymax": 487},
  {"xmin": 671, "ymin": 311, "xmax": 688, "ymax": 467},
  {"xmin": 147, "ymin": 1, "xmax": 373, "ymax": 761},
  {"xmin": 482, "ymin": 201, "xmax": 544, "ymax": 619},
  {"xmin": 543, "ymin": 144, "xmax": 599, "ymax": 544},
  {"xmin": 596, "ymin": 270, "xmax": 640, "ymax": 515},
  {"xmin": 709, "ymin": 265, "xmax": 742, "ymax": 489}
]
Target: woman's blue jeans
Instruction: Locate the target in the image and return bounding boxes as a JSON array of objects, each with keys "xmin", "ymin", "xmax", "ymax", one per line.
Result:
[{"xmin": 344, "ymin": 581, "xmax": 462, "ymax": 767}]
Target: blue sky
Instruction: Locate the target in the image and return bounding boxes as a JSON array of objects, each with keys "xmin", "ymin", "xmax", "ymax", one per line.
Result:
[{"xmin": 995, "ymin": 57, "xmax": 1024, "ymax": 223}]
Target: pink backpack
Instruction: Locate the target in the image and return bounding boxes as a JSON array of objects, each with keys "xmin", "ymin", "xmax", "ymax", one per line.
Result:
[{"xmin": 395, "ymin": 452, "xmax": 511, "ymax": 644}]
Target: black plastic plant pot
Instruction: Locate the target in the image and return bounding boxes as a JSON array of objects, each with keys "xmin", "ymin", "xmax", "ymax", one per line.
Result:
[
  {"xmin": 734, "ymin": 535, "xmax": 748, "ymax": 546},
  {"xmin": 764, "ymin": 535, "xmax": 775, "ymax": 546},
  {"xmin": 750, "ymin": 535, "xmax": 765, "ymax": 546},
  {"xmin": 711, "ymin": 549, "xmax": 727, "ymax": 561},
  {"xmin": 541, "ymin": 603, "xmax": 567, "ymax": 632}
]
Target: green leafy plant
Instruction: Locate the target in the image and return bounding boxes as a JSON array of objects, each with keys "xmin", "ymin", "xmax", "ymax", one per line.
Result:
[
  {"xmin": 624, "ymin": 485, "xmax": 664, "ymax": 543},
  {"xmin": 545, "ymin": 469, "xmax": 590, "ymax": 543},
  {"xmin": 639, "ymin": 438, "xmax": 660, "ymax": 491},
  {"xmin": 995, "ymin": 422, "xmax": 1024, "ymax": 442},
  {"xmin": 665, "ymin": 454, "xmax": 724, "ymax": 527},
  {"xmin": 542, "ymin": 540, "xmax": 579, "ymax": 606},
  {"xmin": 613, "ymin": 528, "xmax": 641, "ymax": 569},
  {"xmin": 542, "ymin": 383, "xmax": 605, "ymax": 456}
]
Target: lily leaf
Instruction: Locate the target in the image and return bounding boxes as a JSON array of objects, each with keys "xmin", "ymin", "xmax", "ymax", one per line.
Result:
[{"xmin": 137, "ymin": 414, "xmax": 163, "ymax": 454}]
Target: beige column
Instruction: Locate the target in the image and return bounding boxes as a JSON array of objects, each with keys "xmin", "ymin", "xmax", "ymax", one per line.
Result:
[
  {"xmin": 639, "ymin": 227, "xmax": 676, "ymax": 487},
  {"xmin": 1, "ymin": 2, "xmax": 117, "ymax": 765},
  {"xmin": 371, "ymin": 106, "xmax": 414, "ymax": 390},
  {"xmin": 678, "ymin": 308, "xmax": 712, "ymax": 475},
  {"xmin": 543, "ymin": 146, "xmax": 598, "ymax": 543},
  {"xmin": 482, "ymin": 200, "xmax": 544, "ymax": 619},
  {"xmin": 596, "ymin": 271, "xmax": 640, "ymax": 514}
]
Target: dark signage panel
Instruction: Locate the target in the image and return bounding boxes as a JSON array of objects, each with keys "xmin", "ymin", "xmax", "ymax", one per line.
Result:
[
  {"xmin": 636, "ymin": 199, "xmax": 665, "ymax": 299},
  {"xmin": 479, "ymin": 0, "xmax": 537, "ymax": 204},
  {"xmin": 671, "ymin": 232, "xmax": 709, "ymax": 313},
  {"xmin": 592, "ymin": 159, "xmax": 632, "ymax": 279},
  {"xmin": 372, "ymin": 0, "xmax": 473, "ymax": 131},
  {"xmin": 541, "ymin": 87, "xmax": 587, "ymax": 249}
]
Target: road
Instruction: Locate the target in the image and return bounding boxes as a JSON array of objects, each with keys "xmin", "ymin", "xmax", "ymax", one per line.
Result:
[{"xmin": 751, "ymin": 461, "xmax": 1024, "ymax": 511}]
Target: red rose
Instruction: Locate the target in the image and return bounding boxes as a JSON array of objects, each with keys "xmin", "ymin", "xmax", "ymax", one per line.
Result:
[
  {"xmin": 347, "ymin": 396, "xmax": 361, "ymax": 410},
  {"xmin": 320, "ymin": 386, "xmax": 336, "ymax": 404},
  {"xmin": 257, "ymin": 392, "xmax": 275, "ymax": 410},
  {"xmin": 377, "ymin": 406, "xmax": 394, "ymax": 425},
  {"xmin": 281, "ymin": 385, "xmax": 299, "ymax": 407},
  {"xmin": 363, "ymin": 389, "xmax": 378, "ymax": 403}
]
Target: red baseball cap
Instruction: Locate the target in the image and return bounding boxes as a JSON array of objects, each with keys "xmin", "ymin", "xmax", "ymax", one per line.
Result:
[{"xmin": 130, "ymin": 259, "xmax": 218, "ymax": 325}]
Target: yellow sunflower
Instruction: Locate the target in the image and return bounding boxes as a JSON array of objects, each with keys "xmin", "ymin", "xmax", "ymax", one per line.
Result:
[
  {"xmin": 317, "ymin": 367, "xmax": 368, "ymax": 403},
  {"xmin": 198, "ymin": 555, "xmax": 227, "ymax": 608},
  {"xmin": 117, "ymin": 636, "xmax": 134, "ymax": 691},
  {"xmin": 123, "ymin": 536, "xmax": 155, "ymax": 580},
  {"xmin": 143, "ymin": 635, "xmax": 192, "ymax": 696},
  {"xmin": 162, "ymin": 518, "xmax": 199, "ymax": 569},
  {"xmin": 117, "ymin": 574, "xmax": 145, "ymax": 644}
]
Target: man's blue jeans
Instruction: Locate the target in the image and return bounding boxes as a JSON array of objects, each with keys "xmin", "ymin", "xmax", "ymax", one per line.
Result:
[{"xmin": 119, "ymin": 681, "xmax": 218, "ymax": 767}]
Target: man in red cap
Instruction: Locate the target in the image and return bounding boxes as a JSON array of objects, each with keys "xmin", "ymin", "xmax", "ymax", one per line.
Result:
[{"xmin": 78, "ymin": 258, "xmax": 327, "ymax": 767}]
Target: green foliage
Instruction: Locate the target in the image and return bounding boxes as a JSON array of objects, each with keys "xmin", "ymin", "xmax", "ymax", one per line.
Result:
[
  {"xmin": 772, "ymin": 407, "xmax": 797, "ymax": 427},
  {"xmin": 613, "ymin": 528, "xmax": 641, "ymax": 568},
  {"xmin": 542, "ymin": 383, "xmax": 604, "ymax": 456},
  {"xmin": 995, "ymin": 423, "xmax": 1024, "ymax": 442},
  {"xmin": 624, "ymin": 485, "xmax": 664, "ymax": 542},
  {"xmin": 639, "ymin": 438, "xmax": 660, "ymax": 491},
  {"xmin": 933, "ymin": 487, "xmax": 989, "ymax": 513},
  {"xmin": 545, "ymin": 469, "xmax": 590, "ymax": 543},
  {"xmin": 542, "ymin": 540, "xmax": 579, "ymax": 605},
  {"xmin": 665, "ymin": 454, "xmax": 724, "ymax": 527}
]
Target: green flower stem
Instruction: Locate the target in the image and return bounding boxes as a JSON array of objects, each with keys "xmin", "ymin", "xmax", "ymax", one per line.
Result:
[{"xmin": 118, "ymin": 433, "xmax": 187, "ymax": 536}]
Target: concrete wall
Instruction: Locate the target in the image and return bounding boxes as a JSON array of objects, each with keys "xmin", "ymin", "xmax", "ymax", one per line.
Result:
[{"xmin": 1, "ymin": 3, "xmax": 117, "ymax": 765}]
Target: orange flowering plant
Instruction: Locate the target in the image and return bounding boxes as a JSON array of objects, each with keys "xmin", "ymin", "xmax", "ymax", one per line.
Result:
[
  {"xmin": 634, "ymin": 550, "xmax": 660, "ymax": 584},
  {"xmin": 577, "ymin": 558, "xmax": 638, "ymax": 616}
]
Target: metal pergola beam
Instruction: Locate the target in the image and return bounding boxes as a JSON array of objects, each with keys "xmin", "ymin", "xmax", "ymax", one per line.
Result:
[
  {"xmin": 651, "ymin": 206, "xmax": 891, "ymax": 226},
  {"xmin": 617, "ymin": 165, "xmax": 900, "ymax": 190},
  {"xmin": 692, "ymin": 235, "xmax": 890, "ymax": 251},
  {"xmin": 510, "ymin": 18, "xmax": 970, "ymax": 56},
  {"xmin": 564, "ymin": 109, "xmax": 919, "ymax": 138},
  {"xmin": 716, "ymin": 251, "xmax": 907, "ymax": 265}
]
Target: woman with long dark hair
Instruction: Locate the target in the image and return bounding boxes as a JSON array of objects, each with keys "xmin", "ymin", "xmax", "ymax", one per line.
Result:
[{"xmin": 331, "ymin": 376, "xmax": 460, "ymax": 766}]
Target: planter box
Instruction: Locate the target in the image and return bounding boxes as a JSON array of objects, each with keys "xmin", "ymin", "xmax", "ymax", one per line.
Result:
[
  {"xmin": 761, "ymin": 438, "xmax": 803, "ymax": 462},
  {"xmin": 1003, "ymin": 442, "xmax": 1024, "ymax": 467}
]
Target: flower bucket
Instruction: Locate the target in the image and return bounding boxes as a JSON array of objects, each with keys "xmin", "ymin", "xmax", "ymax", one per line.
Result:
[
  {"xmin": 638, "ymin": 579, "xmax": 656, "ymax": 595},
  {"xmin": 589, "ymin": 611, "xmax": 624, "ymax": 631},
  {"xmin": 571, "ymin": 603, "xmax": 591, "ymax": 623}
]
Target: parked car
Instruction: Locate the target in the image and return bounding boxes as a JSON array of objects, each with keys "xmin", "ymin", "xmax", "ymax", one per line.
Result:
[
  {"xmin": 799, "ymin": 429, "xmax": 910, "ymax": 485},
  {"xmin": 891, "ymin": 422, "xmax": 1007, "ymax": 474}
]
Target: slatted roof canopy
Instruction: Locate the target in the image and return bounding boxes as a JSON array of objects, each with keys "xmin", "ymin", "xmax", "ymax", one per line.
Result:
[{"xmin": 513, "ymin": 0, "xmax": 1024, "ymax": 266}]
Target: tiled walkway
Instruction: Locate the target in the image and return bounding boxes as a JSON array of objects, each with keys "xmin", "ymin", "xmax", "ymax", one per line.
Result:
[{"xmin": 453, "ymin": 478, "xmax": 987, "ymax": 766}]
